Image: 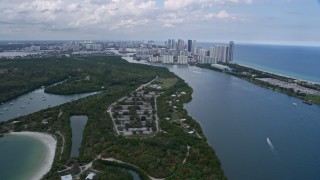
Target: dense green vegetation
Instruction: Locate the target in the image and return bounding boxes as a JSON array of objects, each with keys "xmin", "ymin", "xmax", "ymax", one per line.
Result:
[
  {"xmin": 197, "ymin": 64, "xmax": 223, "ymax": 72},
  {"xmin": 91, "ymin": 160, "xmax": 149, "ymax": 180},
  {"xmin": 0, "ymin": 55, "xmax": 163, "ymax": 102},
  {"xmin": 0, "ymin": 58, "xmax": 67, "ymax": 103},
  {"xmin": 0, "ymin": 56, "xmax": 226, "ymax": 179}
]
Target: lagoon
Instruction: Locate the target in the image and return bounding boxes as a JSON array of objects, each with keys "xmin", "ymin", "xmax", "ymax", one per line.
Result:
[
  {"xmin": 0, "ymin": 135, "xmax": 47, "ymax": 180},
  {"xmin": 70, "ymin": 115, "xmax": 88, "ymax": 157},
  {"xmin": 0, "ymin": 87, "xmax": 96, "ymax": 122}
]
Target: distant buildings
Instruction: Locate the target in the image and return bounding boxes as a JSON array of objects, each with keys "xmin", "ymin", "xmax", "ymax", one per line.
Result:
[
  {"xmin": 162, "ymin": 55, "xmax": 174, "ymax": 64},
  {"xmin": 147, "ymin": 38, "xmax": 234, "ymax": 65},
  {"xmin": 177, "ymin": 39, "xmax": 185, "ymax": 51},
  {"xmin": 188, "ymin": 40, "xmax": 192, "ymax": 53},
  {"xmin": 206, "ymin": 41, "xmax": 234, "ymax": 63},
  {"xmin": 25, "ymin": 45, "xmax": 41, "ymax": 51},
  {"xmin": 209, "ymin": 45, "xmax": 228, "ymax": 63},
  {"xmin": 228, "ymin": 41, "xmax": 234, "ymax": 62},
  {"xmin": 177, "ymin": 55, "xmax": 188, "ymax": 64}
]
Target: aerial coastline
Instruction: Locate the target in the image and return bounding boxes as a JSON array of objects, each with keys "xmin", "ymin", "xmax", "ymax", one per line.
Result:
[
  {"xmin": 197, "ymin": 63, "xmax": 320, "ymax": 105},
  {"xmin": 0, "ymin": 40, "xmax": 319, "ymax": 179},
  {"xmin": 234, "ymin": 63, "xmax": 320, "ymax": 85},
  {"xmin": 0, "ymin": 55, "xmax": 226, "ymax": 179},
  {"xmin": 9, "ymin": 131, "xmax": 57, "ymax": 180}
]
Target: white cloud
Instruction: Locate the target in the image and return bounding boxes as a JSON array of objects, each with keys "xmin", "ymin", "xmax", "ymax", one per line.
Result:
[
  {"xmin": 204, "ymin": 10, "xmax": 235, "ymax": 20},
  {"xmin": 164, "ymin": 0, "xmax": 253, "ymax": 10},
  {"xmin": 0, "ymin": 0, "xmax": 250, "ymax": 39}
]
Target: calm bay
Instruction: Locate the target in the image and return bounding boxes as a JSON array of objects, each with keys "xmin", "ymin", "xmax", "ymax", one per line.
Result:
[{"xmin": 168, "ymin": 65, "xmax": 320, "ymax": 180}]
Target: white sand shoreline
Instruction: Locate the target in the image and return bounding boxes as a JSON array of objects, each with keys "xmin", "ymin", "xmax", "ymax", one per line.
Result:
[
  {"xmin": 10, "ymin": 131, "xmax": 57, "ymax": 180},
  {"xmin": 235, "ymin": 62, "xmax": 320, "ymax": 85}
]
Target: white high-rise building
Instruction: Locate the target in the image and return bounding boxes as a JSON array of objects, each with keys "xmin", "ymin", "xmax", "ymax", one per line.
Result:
[
  {"xmin": 162, "ymin": 55, "xmax": 174, "ymax": 64},
  {"xmin": 177, "ymin": 39, "xmax": 185, "ymax": 51},
  {"xmin": 210, "ymin": 45, "xmax": 229, "ymax": 63},
  {"xmin": 159, "ymin": 48, "xmax": 167, "ymax": 55},
  {"xmin": 177, "ymin": 56, "xmax": 188, "ymax": 64},
  {"xmin": 149, "ymin": 56, "xmax": 159, "ymax": 63},
  {"xmin": 198, "ymin": 49, "xmax": 208, "ymax": 57},
  {"xmin": 172, "ymin": 39, "xmax": 176, "ymax": 50},
  {"xmin": 228, "ymin": 41, "xmax": 234, "ymax": 62},
  {"xmin": 179, "ymin": 50, "xmax": 190, "ymax": 56},
  {"xmin": 167, "ymin": 39, "xmax": 172, "ymax": 49}
]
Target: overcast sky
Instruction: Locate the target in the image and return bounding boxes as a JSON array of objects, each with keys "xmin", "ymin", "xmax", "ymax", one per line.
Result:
[{"xmin": 0, "ymin": 0, "xmax": 320, "ymax": 45}]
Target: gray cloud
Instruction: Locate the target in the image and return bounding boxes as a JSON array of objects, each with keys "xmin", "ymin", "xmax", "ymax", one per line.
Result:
[{"xmin": 0, "ymin": 0, "xmax": 318, "ymax": 44}]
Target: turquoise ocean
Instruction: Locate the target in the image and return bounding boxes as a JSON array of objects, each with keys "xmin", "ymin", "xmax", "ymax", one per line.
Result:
[{"xmin": 199, "ymin": 42, "xmax": 320, "ymax": 83}]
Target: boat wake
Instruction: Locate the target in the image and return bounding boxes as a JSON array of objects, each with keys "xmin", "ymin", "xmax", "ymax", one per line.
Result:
[{"xmin": 267, "ymin": 137, "xmax": 275, "ymax": 153}]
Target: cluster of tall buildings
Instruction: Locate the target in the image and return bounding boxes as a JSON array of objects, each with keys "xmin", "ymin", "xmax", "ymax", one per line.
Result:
[
  {"xmin": 208, "ymin": 41, "xmax": 234, "ymax": 63},
  {"xmin": 166, "ymin": 39, "xmax": 197, "ymax": 53},
  {"xmin": 144, "ymin": 39, "xmax": 234, "ymax": 65},
  {"xmin": 25, "ymin": 45, "xmax": 41, "ymax": 51}
]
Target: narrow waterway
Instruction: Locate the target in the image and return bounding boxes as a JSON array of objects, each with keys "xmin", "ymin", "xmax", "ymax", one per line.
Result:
[
  {"xmin": 0, "ymin": 87, "xmax": 96, "ymax": 122},
  {"xmin": 168, "ymin": 65, "xmax": 320, "ymax": 180},
  {"xmin": 70, "ymin": 115, "xmax": 88, "ymax": 157}
]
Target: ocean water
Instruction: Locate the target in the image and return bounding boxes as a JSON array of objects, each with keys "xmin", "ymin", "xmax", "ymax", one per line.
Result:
[
  {"xmin": 0, "ymin": 135, "xmax": 47, "ymax": 180},
  {"xmin": 198, "ymin": 42, "xmax": 320, "ymax": 83}
]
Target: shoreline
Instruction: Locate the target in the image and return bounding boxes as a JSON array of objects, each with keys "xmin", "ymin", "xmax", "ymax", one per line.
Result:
[
  {"xmin": 198, "ymin": 63, "xmax": 320, "ymax": 105},
  {"xmin": 10, "ymin": 131, "xmax": 57, "ymax": 180},
  {"xmin": 234, "ymin": 62, "xmax": 320, "ymax": 85}
]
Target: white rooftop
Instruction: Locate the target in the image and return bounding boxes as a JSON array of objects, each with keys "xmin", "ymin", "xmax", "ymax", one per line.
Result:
[
  {"xmin": 86, "ymin": 172, "xmax": 96, "ymax": 180},
  {"xmin": 61, "ymin": 174, "xmax": 72, "ymax": 180}
]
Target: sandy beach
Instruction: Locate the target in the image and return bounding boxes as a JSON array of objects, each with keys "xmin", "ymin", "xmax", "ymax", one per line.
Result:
[
  {"xmin": 10, "ymin": 131, "xmax": 57, "ymax": 180},
  {"xmin": 235, "ymin": 62, "xmax": 320, "ymax": 85}
]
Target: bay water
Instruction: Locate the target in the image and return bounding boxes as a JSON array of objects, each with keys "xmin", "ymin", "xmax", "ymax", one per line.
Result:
[
  {"xmin": 0, "ymin": 87, "xmax": 96, "ymax": 122},
  {"xmin": 168, "ymin": 65, "xmax": 320, "ymax": 180},
  {"xmin": 0, "ymin": 135, "xmax": 47, "ymax": 180}
]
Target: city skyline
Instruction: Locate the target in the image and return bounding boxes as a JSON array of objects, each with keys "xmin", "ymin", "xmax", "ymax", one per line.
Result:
[{"xmin": 0, "ymin": 0, "xmax": 320, "ymax": 46}]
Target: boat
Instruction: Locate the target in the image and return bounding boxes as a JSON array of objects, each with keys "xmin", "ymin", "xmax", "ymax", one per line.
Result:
[
  {"xmin": 3, "ymin": 108, "xmax": 8, "ymax": 111},
  {"xmin": 293, "ymin": 103, "xmax": 297, "ymax": 106},
  {"xmin": 48, "ymin": 104, "xmax": 51, "ymax": 107},
  {"xmin": 21, "ymin": 106, "xmax": 26, "ymax": 108},
  {"xmin": 10, "ymin": 103, "xmax": 14, "ymax": 105},
  {"xmin": 303, "ymin": 100, "xmax": 313, "ymax": 105}
]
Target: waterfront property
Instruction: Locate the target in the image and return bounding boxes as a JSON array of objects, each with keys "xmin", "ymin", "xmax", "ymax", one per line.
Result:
[{"xmin": 256, "ymin": 78, "xmax": 320, "ymax": 96}]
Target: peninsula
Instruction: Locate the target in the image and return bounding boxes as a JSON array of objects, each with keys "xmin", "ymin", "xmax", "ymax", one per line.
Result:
[{"xmin": 0, "ymin": 55, "xmax": 225, "ymax": 179}]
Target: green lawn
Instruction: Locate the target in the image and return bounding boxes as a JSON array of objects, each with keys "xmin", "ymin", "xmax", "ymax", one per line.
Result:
[
  {"xmin": 306, "ymin": 94, "xmax": 320, "ymax": 104},
  {"xmin": 156, "ymin": 78, "xmax": 178, "ymax": 89}
]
